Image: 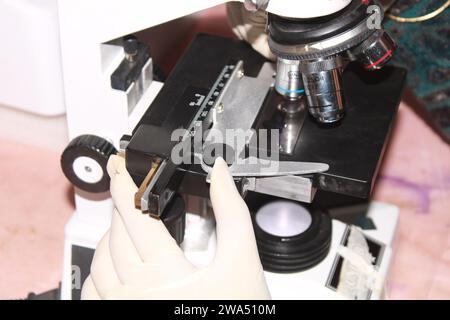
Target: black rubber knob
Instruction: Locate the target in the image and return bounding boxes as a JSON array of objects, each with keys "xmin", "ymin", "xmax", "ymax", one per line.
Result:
[
  {"xmin": 123, "ymin": 36, "xmax": 139, "ymax": 56},
  {"xmin": 61, "ymin": 135, "xmax": 117, "ymax": 193}
]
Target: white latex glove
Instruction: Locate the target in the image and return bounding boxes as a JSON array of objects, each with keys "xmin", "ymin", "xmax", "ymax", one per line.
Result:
[
  {"xmin": 226, "ymin": 2, "xmax": 276, "ymax": 61},
  {"xmin": 81, "ymin": 155, "xmax": 270, "ymax": 300}
]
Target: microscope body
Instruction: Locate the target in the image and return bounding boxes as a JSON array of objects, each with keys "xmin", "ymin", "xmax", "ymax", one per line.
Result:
[
  {"xmin": 121, "ymin": 32, "xmax": 404, "ymax": 299},
  {"xmin": 60, "ymin": 0, "xmax": 404, "ymax": 300},
  {"xmin": 0, "ymin": 0, "xmax": 403, "ymax": 299}
]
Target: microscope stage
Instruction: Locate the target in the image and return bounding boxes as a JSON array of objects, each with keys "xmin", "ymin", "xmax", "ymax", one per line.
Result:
[{"xmin": 126, "ymin": 33, "xmax": 406, "ymax": 200}]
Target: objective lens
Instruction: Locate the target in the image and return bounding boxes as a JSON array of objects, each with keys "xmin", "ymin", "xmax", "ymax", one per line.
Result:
[
  {"xmin": 274, "ymin": 58, "xmax": 304, "ymax": 100},
  {"xmin": 354, "ymin": 30, "xmax": 396, "ymax": 71},
  {"xmin": 299, "ymin": 57, "xmax": 346, "ymax": 124}
]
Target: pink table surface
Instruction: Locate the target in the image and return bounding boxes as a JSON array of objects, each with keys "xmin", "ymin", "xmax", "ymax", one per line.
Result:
[
  {"xmin": 1, "ymin": 5, "xmax": 449, "ymax": 300},
  {"xmin": 372, "ymin": 103, "xmax": 450, "ymax": 299}
]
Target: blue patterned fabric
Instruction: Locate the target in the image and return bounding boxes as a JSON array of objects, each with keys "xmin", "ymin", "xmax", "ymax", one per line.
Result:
[{"xmin": 385, "ymin": 0, "xmax": 450, "ymax": 140}]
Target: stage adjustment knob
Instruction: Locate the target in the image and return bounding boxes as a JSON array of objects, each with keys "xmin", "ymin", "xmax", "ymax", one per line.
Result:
[{"xmin": 61, "ymin": 135, "xmax": 117, "ymax": 193}]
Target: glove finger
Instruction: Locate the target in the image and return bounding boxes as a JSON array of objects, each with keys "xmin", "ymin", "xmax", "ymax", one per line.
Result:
[
  {"xmin": 81, "ymin": 276, "xmax": 101, "ymax": 300},
  {"xmin": 209, "ymin": 157, "xmax": 261, "ymax": 266},
  {"xmin": 89, "ymin": 230, "xmax": 121, "ymax": 298},
  {"xmin": 109, "ymin": 208, "xmax": 195, "ymax": 286},
  {"xmin": 107, "ymin": 155, "xmax": 184, "ymax": 262}
]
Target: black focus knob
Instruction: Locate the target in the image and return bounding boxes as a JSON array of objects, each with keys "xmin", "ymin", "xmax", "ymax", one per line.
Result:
[{"xmin": 61, "ymin": 135, "xmax": 117, "ymax": 193}]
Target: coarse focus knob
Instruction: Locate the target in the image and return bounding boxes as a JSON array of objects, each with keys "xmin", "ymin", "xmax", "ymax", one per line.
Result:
[{"xmin": 61, "ymin": 135, "xmax": 117, "ymax": 193}]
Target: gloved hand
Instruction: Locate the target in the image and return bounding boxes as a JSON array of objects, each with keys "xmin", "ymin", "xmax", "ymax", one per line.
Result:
[{"xmin": 81, "ymin": 155, "xmax": 270, "ymax": 300}]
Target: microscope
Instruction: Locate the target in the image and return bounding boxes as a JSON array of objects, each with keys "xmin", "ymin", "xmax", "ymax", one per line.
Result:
[{"xmin": 59, "ymin": 0, "xmax": 405, "ymax": 299}]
